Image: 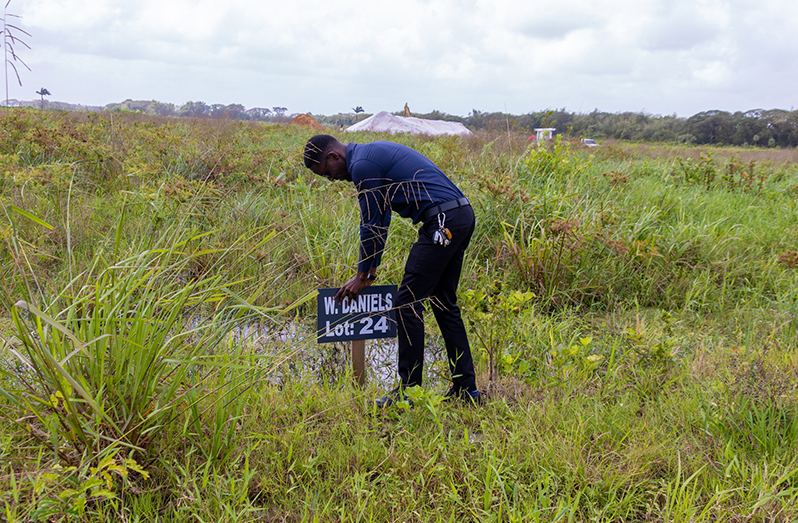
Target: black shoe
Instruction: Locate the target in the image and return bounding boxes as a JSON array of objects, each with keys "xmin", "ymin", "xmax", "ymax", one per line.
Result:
[
  {"xmin": 444, "ymin": 387, "xmax": 482, "ymax": 406},
  {"xmin": 373, "ymin": 387, "xmax": 414, "ymax": 408}
]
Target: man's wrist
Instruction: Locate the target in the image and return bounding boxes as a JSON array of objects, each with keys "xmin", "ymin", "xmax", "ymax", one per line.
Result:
[{"xmin": 358, "ymin": 270, "xmax": 377, "ymax": 282}]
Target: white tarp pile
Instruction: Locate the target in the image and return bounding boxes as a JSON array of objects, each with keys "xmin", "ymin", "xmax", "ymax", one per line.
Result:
[{"xmin": 345, "ymin": 111, "xmax": 473, "ymax": 136}]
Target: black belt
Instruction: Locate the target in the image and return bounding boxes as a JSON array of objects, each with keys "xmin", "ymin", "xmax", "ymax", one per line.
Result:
[{"xmin": 422, "ymin": 197, "xmax": 470, "ymax": 222}]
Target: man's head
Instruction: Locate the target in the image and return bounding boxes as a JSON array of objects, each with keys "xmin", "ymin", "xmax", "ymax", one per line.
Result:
[{"xmin": 303, "ymin": 135, "xmax": 349, "ymax": 181}]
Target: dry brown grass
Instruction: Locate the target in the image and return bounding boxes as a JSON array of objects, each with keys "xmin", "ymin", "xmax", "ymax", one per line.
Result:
[{"xmin": 605, "ymin": 139, "xmax": 798, "ymax": 166}]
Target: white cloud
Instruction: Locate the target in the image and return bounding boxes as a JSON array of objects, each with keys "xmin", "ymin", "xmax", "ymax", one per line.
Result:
[
  {"xmin": 24, "ymin": 0, "xmax": 121, "ymax": 30},
  {"xmin": 692, "ymin": 60, "xmax": 732, "ymax": 85},
  {"xmin": 8, "ymin": 0, "xmax": 798, "ymax": 115}
]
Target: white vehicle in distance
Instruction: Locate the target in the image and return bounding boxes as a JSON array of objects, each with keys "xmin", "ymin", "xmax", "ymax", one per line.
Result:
[{"xmin": 581, "ymin": 138, "xmax": 599, "ymax": 147}]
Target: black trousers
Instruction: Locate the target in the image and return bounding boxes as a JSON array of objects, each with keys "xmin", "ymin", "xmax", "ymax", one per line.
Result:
[{"xmin": 396, "ymin": 205, "xmax": 477, "ymax": 391}]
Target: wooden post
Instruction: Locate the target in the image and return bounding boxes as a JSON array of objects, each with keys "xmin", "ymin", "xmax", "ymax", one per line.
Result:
[{"xmin": 351, "ymin": 339, "xmax": 366, "ymax": 387}]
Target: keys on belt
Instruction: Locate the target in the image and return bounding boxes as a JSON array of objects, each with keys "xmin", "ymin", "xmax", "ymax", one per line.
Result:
[{"xmin": 432, "ymin": 213, "xmax": 452, "ymax": 247}]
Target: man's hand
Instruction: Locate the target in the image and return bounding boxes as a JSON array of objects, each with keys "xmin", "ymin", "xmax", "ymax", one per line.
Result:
[{"xmin": 334, "ymin": 270, "xmax": 376, "ymax": 303}]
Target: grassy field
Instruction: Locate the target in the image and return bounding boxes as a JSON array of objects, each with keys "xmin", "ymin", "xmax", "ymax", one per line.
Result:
[{"xmin": 1, "ymin": 109, "xmax": 798, "ymax": 521}]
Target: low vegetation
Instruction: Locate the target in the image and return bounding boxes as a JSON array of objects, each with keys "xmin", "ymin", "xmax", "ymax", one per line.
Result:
[
  {"xmin": 19, "ymin": 97, "xmax": 798, "ymax": 148},
  {"xmin": 1, "ymin": 108, "xmax": 797, "ymax": 521}
]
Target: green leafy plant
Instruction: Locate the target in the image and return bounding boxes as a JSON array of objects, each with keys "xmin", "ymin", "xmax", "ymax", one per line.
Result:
[
  {"xmin": 671, "ymin": 152, "xmax": 716, "ymax": 189},
  {"xmin": 462, "ymin": 281, "xmax": 535, "ymax": 383},
  {"xmin": 670, "ymin": 152, "xmax": 769, "ymax": 194},
  {"xmin": 27, "ymin": 452, "xmax": 148, "ymax": 521},
  {"xmin": 522, "ymin": 134, "xmax": 573, "ymax": 179},
  {"xmin": 547, "ymin": 336, "xmax": 605, "ymax": 388}
]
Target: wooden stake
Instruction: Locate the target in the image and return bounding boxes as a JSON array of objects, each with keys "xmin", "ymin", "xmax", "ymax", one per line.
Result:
[{"xmin": 351, "ymin": 339, "xmax": 366, "ymax": 387}]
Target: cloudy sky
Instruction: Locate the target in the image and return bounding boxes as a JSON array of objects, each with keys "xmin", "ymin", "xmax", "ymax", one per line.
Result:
[{"xmin": 8, "ymin": 0, "xmax": 798, "ymax": 117}]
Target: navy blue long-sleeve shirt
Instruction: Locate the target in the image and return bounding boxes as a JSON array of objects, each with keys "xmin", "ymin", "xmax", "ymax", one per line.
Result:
[{"xmin": 346, "ymin": 141, "xmax": 465, "ymax": 273}]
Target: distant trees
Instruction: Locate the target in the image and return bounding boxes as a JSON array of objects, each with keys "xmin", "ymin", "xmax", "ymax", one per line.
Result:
[
  {"xmin": 103, "ymin": 100, "xmax": 293, "ymax": 122},
  {"xmin": 177, "ymin": 101, "xmax": 209, "ymax": 117},
  {"xmin": 108, "ymin": 99, "xmax": 176, "ymax": 115},
  {"xmin": 210, "ymin": 103, "xmax": 245, "ymax": 119},
  {"xmin": 677, "ymin": 110, "xmax": 798, "ymax": 147},
  {"xmin": 418, "ymin": 108, "xmax": 798, "ymax": 148},
  {"xmin": 27, "ymin": 94, "xmax": 798, "ymax": 148},
  {"xmin": 35, "ymin": 87, "xmax": 50, "ymax": 109},
  {"xmin": 246, "ymin": 107, "xmax": 272, "ymax": 119}
]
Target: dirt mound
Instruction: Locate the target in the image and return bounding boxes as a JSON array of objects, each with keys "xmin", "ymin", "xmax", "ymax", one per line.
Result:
[{"xmin": 290, "ymin": 113, "xmax": 325, "ymax": 131}]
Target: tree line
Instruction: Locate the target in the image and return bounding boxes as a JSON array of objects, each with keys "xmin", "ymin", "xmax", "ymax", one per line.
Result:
[
  {"xmin": 16, "ymin": 97, "xmax": 798, "ymax": 148},
  {"xmin": 107, "ymin": 99, "xmax": 290, "ymax": 120},
  {"xmin": 417, "ymin": 108, "xmax": 798, "ymax": 148}
]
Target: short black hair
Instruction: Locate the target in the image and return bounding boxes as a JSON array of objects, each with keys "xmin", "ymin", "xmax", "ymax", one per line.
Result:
[{"xmin": 303, "ymin": 134, "xmax": 339, "ymax": 169}]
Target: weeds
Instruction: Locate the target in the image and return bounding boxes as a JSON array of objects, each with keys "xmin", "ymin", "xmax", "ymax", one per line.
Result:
[
  {"xmin": 670, "ymin": 152, "xmax": 768, "ymax": 193},
  {"xmin": 1, "ymin": 110, "xmax": 798, "ymax": 520}
]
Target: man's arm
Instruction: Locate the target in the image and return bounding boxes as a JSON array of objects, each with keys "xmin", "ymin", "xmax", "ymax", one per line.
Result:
[
  {"xmin": 356, "ymin": 176, "xmax": 391, "ymax": 273},
  {"xmin": 334, "ymin": 166, "xmax": 390, "ymax": 303}
]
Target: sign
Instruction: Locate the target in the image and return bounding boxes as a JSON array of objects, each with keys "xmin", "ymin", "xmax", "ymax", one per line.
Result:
[{"xmin": 316, "ymin": 285, "xmax": 398, "ymax": 343}]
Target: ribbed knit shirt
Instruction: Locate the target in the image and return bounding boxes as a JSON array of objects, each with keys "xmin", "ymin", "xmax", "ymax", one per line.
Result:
[{"xmin": 346, "ymin": 141, "xmax": 465, "ymax": 273}]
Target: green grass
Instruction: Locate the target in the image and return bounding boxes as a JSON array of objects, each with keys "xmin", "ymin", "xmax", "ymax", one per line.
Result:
[{"xmin": 1, "ymin": 108, "xmax": 798, "ymax": 521}]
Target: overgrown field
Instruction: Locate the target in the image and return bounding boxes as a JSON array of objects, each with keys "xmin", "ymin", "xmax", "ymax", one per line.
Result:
[{"xmin": 1, "ymin": 109, "xmax": 798, "ymax": 521}]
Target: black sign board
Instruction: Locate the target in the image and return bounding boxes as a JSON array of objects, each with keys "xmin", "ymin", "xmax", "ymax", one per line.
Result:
[{"xmin": 316, "ymin": 285, "xmax": 398, "ymax": 343}]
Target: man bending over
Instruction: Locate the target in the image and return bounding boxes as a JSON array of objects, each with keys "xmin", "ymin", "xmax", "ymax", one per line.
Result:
[{"xmin": 303, "ymin": 135, "xmax": 480, "ymax": 406}]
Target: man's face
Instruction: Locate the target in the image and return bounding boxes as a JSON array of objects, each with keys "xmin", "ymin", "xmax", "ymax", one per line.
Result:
[{"xmin": 311, "ymin": 151, "xmax": 348, "ymax": 181}]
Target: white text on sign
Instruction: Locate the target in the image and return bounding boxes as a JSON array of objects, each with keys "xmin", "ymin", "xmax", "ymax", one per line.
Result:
[
  {"xmin": 323, "ymin": 293, "xmax": 394, "ymax": 316},
  {"xmin": 322, "ymin": 315, "xmax": 391, "ymax": 338}
]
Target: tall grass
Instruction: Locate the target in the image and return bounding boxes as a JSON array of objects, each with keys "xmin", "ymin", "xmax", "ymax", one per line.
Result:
[{"xmin": 1, "ymin": 109, "xmax": 798, "ymax": 520}]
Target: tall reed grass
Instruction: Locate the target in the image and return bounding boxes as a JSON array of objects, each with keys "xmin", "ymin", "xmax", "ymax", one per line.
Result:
[{"xmin": 1, "ymin": 109, "xmax": 797, "ymax": 520}]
